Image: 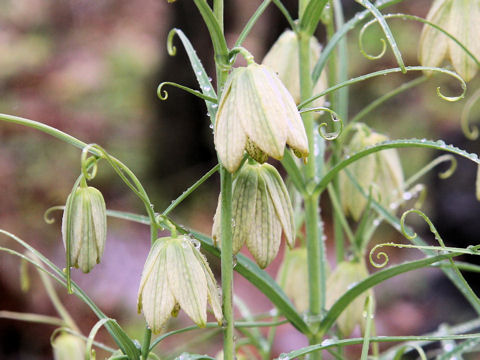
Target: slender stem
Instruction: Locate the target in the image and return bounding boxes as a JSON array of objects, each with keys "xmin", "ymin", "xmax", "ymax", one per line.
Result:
[
  {"xmin": 299, "ymin": 0, "xmax": 309, "ymax": 19},
  {"xmin": 162, "ymin": 164, "xmax": 219, "ymax": 216},
  {"xmin": 220, "ymin": 167, "xmax": 235, "ymax": 360},
  {"xmin": 326, "ymin": 1, "xmax": 345, "ymax": 264},
  {"xmin": 214, "ymin": 0, "xmax": 224, "ymax": 33},
  {"xmin": 299, "ymin": 29, "xmax": 327, "ymax": 357}
]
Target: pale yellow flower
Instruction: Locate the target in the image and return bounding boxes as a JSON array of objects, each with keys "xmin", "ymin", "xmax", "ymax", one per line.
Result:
[
  {"xmin": 340, "ymin": 125, "xmax": 404, "ymax": 221},
  {"xmin": 212, "ymin": 162, "xmax": 295, "ymax": 268},
  {"xmin": 62, "ymin": 185, "xmax": 107, "ymax": 273},
  {"xmin": 262, "ymin": 30, "xmax": 328, "ymax": 107},
  {"xmin": 419, "ymin": 0, "xmax": 480, "ymax": 81},
  {"xmin": 214, "ymin": 63, "xmax": 308, "ymax": 173},
  {"xmin": 137, "ymin": 236, "xmax": 222, "ymax": 333}
]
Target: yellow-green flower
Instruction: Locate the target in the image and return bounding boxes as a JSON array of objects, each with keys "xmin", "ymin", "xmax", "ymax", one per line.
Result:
[
  {"xmin": 419, "ymin": 0, "xmax": 480, "ymax": 81},
  {"xmin": 212, "ymin": 162, "xmax": 295, "ymax": 268},
  {"xmin": 326, "ymin": 260, "xmax": 373, "ymax": 336},
  {"xmin": 62, "ymin": 185, "xmax": 107, "ymax": 273},
  {"xmin": 262, "ymin": 30, "xmax": 327, "ymax": 107},
  {"xmin": 340, "ymin": 124, "xmax": 404, "ymax": 221},
  {"xmin": 277, "ymin": 248, "xmax": 309, "ymax": 312},
  {"xmin": 214, "ymin": 63, "xmax": 308, "ymax": 173},
  {"xmin": 52, "ymin": 333, "xmax": 84, "ymax": 360},
  {"xmin": 137, "ymin": 236, "xmax": 222, "ymax": 333}
]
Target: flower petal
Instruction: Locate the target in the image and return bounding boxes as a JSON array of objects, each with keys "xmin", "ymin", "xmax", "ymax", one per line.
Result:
[
  {"xmin": 246, "ymin": 170, "xmax": 282, "ymax": 268},
  {"xmin": 214, "ymin": 69, "xmax": 247, "ymax": 173},
  {"xmin": 261, "ymin": 164, "xmax": 296, "ymax": 248},
  {"xmin": 193, "ymin": 249, "xmax": 223, "ymax": 324},
  {"xmin": 448, "ymin": 0, "xmax": 480, "ymax": 81},
  {"xmin": 167, "ymin": 238, "xmax": 208, "ymax": 327},
  {"xmin": 232, "ymin": 165, "xmax": 258, "ymax": 253},
  {"xmin": 240, "ymin": 65, "xmax": 287, "ymax": 159},
  {"xmin": 418, "ymin": 0, "xmax": 451, "ymax": 69},
  {"xmin": 139, "ymin": 242, "xmax": 176, "ymax": 334}
]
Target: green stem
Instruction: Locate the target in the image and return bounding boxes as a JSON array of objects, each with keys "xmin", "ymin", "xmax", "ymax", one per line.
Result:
[
  {"xmin": 162, "ymin": 164, "xmax": 219, "ymax": 216},
  {"xmin": 299, "ymin": 29, "xmax": 327, "ymax": 356},
  {"xmin": 213, "ymin": 0, "xmax": 224, "ymax": 33},
  {"xmin": 220, "ymin": 167, "xmax": 235, "ymax": 360}
]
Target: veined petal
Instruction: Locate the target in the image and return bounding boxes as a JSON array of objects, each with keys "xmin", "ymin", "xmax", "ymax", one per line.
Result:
[
  {"xmin": 193, "ymin": 249, "xmax": 223, "ymax": 324},
  {"xmin": 215, "ymin": 69, "xmax": 247, "ymax": 173},
  {"xmin": 261, "ymin": 164, "xmax": 296, "ymax": 248},
  {"xmin": 418, "ymin": 0, "xmax": 451, "ymax": 69},
  {"xmin": 273, "ymin": 73, "xmax": 309, "ymax": 158},
  {"xmin": 167, "ymin": 238, "xmax": 208, "ymax": 327},
  {"xmin": 240, "ymin": 64, "xmax": 287, "ymax": 159},
  {"xmin": 448, "ymin": 0, "xmax": 480, "ymax": 81},
  {"xmin": 232, "ymin": 165, "xmax": 258, "ymax": 253},
  {"xmin": 246, "ymin": 170, "xmax": 282, "ymax": 268},
  {"xmin": 88, "ymin": 187, "xmax": 107, "ymax": 260},
  {"xmin": 137, "ymin": 239, "xmax": 170, "ymax": 313},
  {"xmin": 212, "ymin": 194, "xmax": 221, "ymax": 248},
  {"xmin": 139, "ymin": 243, "xmax": 176, "ymax": 334}
]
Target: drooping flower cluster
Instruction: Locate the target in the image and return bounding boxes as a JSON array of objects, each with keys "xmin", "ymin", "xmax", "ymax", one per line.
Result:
[
  {"xmin": 212, "ymin": 162, "xmax": 295, "ymax": 268},
  {"xmin": 419, "ymin": 0, "xmax": 480, "ymax": 81},
  {"xmin": 340, "ymin": 124, "xmax": 404, "ymax": 221},
  {"xmin": 214, "ymin": 63, "xmax": 309, "ymax": 173},
  {"xmin": 137, "ymin": 235, "xmax": 222, "ymax": 333}
]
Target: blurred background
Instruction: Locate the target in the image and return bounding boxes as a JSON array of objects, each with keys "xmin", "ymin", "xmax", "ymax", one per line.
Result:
[{"xmin": 1, "ymin": 0, "xmax": 480, "ymax": 359}]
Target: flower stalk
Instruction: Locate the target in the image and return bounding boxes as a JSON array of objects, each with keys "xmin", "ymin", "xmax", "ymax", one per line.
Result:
[{"xmin": 298, "ymin": 28, "xmax": 327, "ymax": 355}]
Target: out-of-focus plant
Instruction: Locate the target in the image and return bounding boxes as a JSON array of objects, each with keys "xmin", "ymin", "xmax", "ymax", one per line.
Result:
[{"xmin": 2, "ymin": 1, "xmax": 480, "ymax": 359}]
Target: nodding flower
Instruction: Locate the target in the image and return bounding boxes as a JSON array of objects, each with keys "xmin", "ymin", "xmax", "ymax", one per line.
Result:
[
  {"xmin": 52, "ymin": 332, "xmax": 85, "ymax": 360},
  {"xmin": 212, "ymin": 162, "xmax": 295, "ymax": 268},
  {"xmin": 419, "ymin": 0, "xmax": 480, "ymax": 82},
  {"xmin": 340, "ymin": 124, "xmax": 404, "ymax": 221},
  {"xmin": 326, "ymin": 260, "xmax": 373, "ymax": 336},
  {"xmin": 62, "ymin": 185, "xmax": 107, "ymax": 273},
  {"xmin": 214, "ymin": 63, "xmax": 309, "ymax": 173},
  {"xmin": 262, "ymin": 30, "xmax": 328, "ymax": 108},
  {"xmin": 137, "ymin": 236, "xmax": 222, "ymax": 333}
]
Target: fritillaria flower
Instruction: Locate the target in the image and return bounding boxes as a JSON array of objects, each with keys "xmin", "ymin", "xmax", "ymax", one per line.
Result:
[
  {"xmin": 214, "ymin": 63, "xmax": 309, "ymax": 173},
  {"xmin": 137, "ymin": 236, "xmax": 222, "ymax": 333},
  {"xmin": 62, "ymin": 185, "xmax": 107, "ymax": 273},
  {"xmin": 419, "ymin": 0, "xmax": 480, "ymax": 81},
  {"xmin": 262, "ymin": 30, "xmax": 328, "ymax": 107},
  {"xmin": 326, "ymin": 260, "xmax": 373, "ymax": 336},
  {"xmin": 212, "ymin": 162, "xmax": 295, "ymax": 268},
  {"xmin": 340, "ymin": 124, "xmax": 404, "ymax": 221},
  {"xmin": 52, "ymin": 333, "xmax": 85, "ymax": 360}
]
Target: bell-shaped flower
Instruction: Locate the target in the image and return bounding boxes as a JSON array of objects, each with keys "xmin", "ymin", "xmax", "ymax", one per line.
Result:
[
  {"xmin": 340, "ymin": 124, "xmax": 404, "ymax": 221},
  {"xmin": 62, "ymin": 185, "xmax": 107, "ymax": 273},
  {"xmin": 137, "ymin": 235, "xmax": 222, "ymax": 333},
  {"xmin": 262, "ymin": 30, "xmax": 328, "ymax": 107},
  {"xmin": 277, "ymin": 248, "xmax": 309, "ymax": 312},
  {"xmin": 52, "ymin": 333, "xmax": 85, "ymax": 360},
  {"xmin": 326, "ymin": 260, "xmax": 373, "ymax": 336},
  {"xmin": 212, "ymin": 162, "xmax": 295, "ymax": 268},
  {"xmin": 214, "ymin": 63, "xmax": 309, "ymax": 173},
  {"xmin": 419, "ymin": 0, "xmax": 480, "ymax": 81}
]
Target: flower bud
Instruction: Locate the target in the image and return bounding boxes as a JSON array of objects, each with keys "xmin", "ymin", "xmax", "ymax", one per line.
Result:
[
  {"xmin": 340, "ymin": 124, "xmax": 404, "ymax": 221},
  {"xmin": 137, "ymin": 236, "xmax": 222, "ymax": 333},
  {"xmin": 52, "ymin": 333, "xmax": 85, "ymax": 360},
  {"xmin": 213, "ymin": 162, "xmax": 295, "ymax": 268},
  {"xmin": 262, "ymin": 30, "xmax": 328, "ymax": 107},
  {"xmin": 62, "ymin": 185, "xmax": 107, "ymax": 273},
  {"xmin": 214, "ymin": 62, "xmax": 308, "ymax": 173},
  {"xmin": 326, "ymin": 260, "xmax": 373, "ymax": 336},
  {"xmin": 419, "ymin": 0, "xmax": 480, "ymax": 82}
]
